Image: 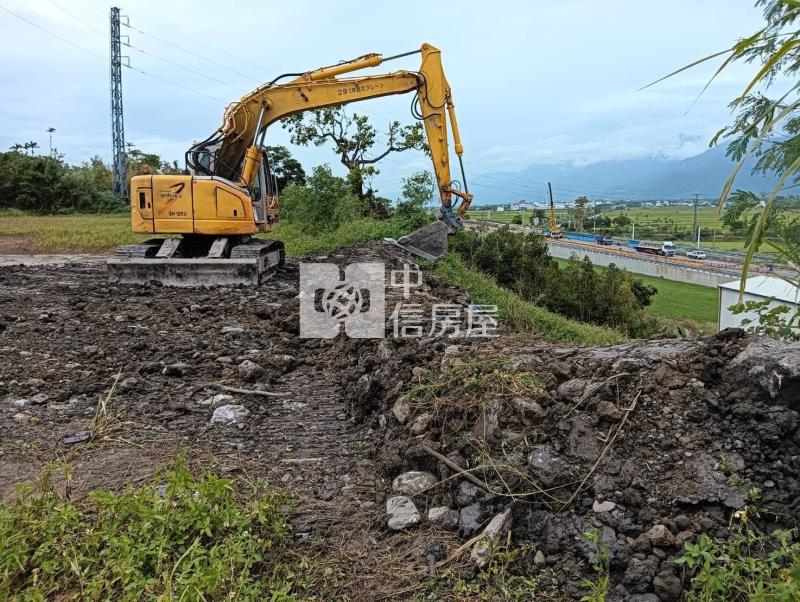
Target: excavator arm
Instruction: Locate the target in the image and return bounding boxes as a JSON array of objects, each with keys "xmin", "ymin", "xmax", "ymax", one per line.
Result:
[{"xmin": 190, "ymin": 43, "xmax": 473, "ymax": 228}]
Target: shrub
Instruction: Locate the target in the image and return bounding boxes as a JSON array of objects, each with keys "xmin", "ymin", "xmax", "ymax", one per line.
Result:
[{"xmin": 0, "ymin": 459, "xmax": 301, "ymax": 600}]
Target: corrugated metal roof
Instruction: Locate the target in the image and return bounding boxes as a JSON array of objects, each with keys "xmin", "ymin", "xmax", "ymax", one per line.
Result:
[{"xmin": 719, "ymin": 275, "xmax": 800, "ymax": 304}]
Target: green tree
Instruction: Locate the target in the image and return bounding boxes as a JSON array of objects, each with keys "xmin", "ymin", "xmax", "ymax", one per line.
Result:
[
  {"xmin": 279, "ymin": 164, "xmax": 366, "ymax": 233},
  {"xmin": 612, "ymin": 214, "xmax": 631, "ymax": 228},
  {"xmin": 264, "ymin": 145, "xmax": 305, "ymax": 191},
  {"xmin": 573, "ymin": 196, "xmax": 590, "ymax": 231},
  {"xmin": 282, "ymin": 107, "xmax": 428, "ymax": 203},
  {"xmin": 399, "ymin": 170, "xmax": 434, "ymax": 211}
]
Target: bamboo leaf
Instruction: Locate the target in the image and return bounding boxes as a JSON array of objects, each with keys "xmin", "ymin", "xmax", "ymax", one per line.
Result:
[
  {"xmin": 734, "ymin": 39, "xmax": 800, "ymax": 110},
  {"xmin": 638, "ymin": 48, "xmax": 733, "ymax": 91},
  {"xmin": 738, "ymin": 153, "xmax": 800, "ymax": 299}
]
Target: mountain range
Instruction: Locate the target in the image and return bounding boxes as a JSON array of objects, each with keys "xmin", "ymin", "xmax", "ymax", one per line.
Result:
[{"xmin": 470, "ymin": 145, "xmax": 782, "ymax": 204}]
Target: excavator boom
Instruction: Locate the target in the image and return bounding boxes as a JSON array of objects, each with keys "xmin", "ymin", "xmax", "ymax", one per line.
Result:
[{"xmin": 108, "ymin": 43, "xmax": 471, "ymax": 286}]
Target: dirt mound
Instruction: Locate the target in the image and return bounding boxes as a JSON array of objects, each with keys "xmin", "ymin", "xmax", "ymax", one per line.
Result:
[
  {"xmin": 1, "ymin": 243, "xmax": 798, "ymax": 600},
  {"xmin": 372, "ymin": 330, "xmax": 800, "ymax": 600}
]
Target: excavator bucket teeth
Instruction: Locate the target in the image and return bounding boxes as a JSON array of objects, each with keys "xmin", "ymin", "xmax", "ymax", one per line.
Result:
[
  {"xmin": 384, "ymin": 221, "xmax": 450, "ymax": 261},
  {"xmin": 106, "ymin": 239, "xmax": 284, "ymax": 287}
]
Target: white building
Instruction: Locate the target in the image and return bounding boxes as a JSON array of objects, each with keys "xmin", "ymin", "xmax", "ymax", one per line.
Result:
[
  {"xmin": 495, "ymin": 206, "xmax": 505, "ymax": 212},
  {"xmin": 718, "ymin": 275, "xmax": 800, "ymax": 331}
]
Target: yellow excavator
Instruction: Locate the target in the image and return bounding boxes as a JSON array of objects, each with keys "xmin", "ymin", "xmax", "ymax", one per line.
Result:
[{"xmin": 107, "ymin": 43, "xmax": 473, "ymax": 286}]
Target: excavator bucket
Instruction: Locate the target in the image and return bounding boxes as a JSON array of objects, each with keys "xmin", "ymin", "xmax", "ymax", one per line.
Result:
[{"xmin": 384, "ymin": 221, "xmax": 450, "ymax": 261}]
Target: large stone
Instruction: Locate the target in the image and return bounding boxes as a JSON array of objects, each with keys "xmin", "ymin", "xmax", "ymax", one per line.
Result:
[
  {"xmin": 471, "ymin": 508, "xmax": 513, "ymax": 568},
  {"xmin": 392, "ymin": 471, "xmax": 437, "ymax": 496},
  {"xmin": 220, "ymin": 326, "xmax": 244, "ymax": 336},
  {"xmin": 472, "ymin": 402, "xmax": 501, "ymax": 443},
  {"xmin": 210, "ymin": 404, "xmax": 249, "ymax": 425},
  {"xmin": 428, "ymin": 506, "xmax": 459, "ymax": 530},
  {"xmin": 238, "ymin": 360, "xmax": 264, "ymax": 382},
  {"xmin": 653, "ymin": 570, "xmax": 683, "ymax": 601},
  {"xmin": 527, "ymin": 445, "xmax": 568, "ymax": 486},
  {"xmin": 392, "ymin": 395, "xmax": 411, "ymax": 424},
  {"xmin": 459, "ymin": 502, "xmax": 485, "ymax": 537},
  {"xmin": 386, "ymin": 496, "xmax": 421, "ymax": 530},
  {"xmin": 556, "ymin": 377, "xmax": 592, "ymax": 403},
  {"xmin": 592, "ymin": 499, "xmax": 617, "ymax": 513},
  {"xmin": 623, "ymin": 556, "xmax": 660, "ymax": 594},
  {"xmin": 596, "ymin": 400, "xmax": 622, "ymax": 421},
  {"xmin": 727, "ymin": 338, "xmax": 800, "ymax": 406},
  {"xmin": 644, "ymin": 524, "xmax": 675, "ymax": 548},
  {"xmin": 409, "ymin": 412, "xmax": 432, "ymax": 435},
  {"xmin": 513, "ymin": 397, "xmax": 545, "ymax": 423},
  {"xmin": 162, "ymin": 362, "xmax": 194, "ymax": 377},
  {"xmin": 455, "ymin": 480, "xmax": 484, "ymax": 507}
]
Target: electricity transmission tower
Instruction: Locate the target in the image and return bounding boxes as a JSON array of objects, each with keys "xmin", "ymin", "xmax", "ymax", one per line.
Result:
[
  {"xmin": 692, "ymin": 193, "xmax": 701, "ymax": 247},
  {"xmin": 110, "ymin": 7, "xmax": 128, "ymax": 200}
]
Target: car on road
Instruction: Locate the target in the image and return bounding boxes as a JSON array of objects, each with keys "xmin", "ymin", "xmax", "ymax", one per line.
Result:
[{"xmin": 686, "ymin": 249, "xmax": 707, "ymax": 260}]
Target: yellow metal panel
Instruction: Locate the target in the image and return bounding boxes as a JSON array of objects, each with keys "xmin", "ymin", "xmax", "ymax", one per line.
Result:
[
  {"xmin": 130, "ymin": 175, "xmax": 154, "ymax": 233},
  {"xmin": 191, "ymin": 178, "xmax": 257, "ymax": 236},
  {"xmin": 152, "ymin": 175, "xmax": 194, "ymax": 234}
]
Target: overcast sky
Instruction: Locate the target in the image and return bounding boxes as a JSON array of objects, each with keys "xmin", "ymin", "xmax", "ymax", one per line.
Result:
[{"xmin": 0, "ymin": 0, "xmax": 766, "ymax": 199}]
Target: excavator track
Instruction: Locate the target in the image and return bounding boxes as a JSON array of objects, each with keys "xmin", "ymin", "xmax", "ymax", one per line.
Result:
[{"xmin": 107, "ymin": 236, "xmax": 284, "ymax": 287}]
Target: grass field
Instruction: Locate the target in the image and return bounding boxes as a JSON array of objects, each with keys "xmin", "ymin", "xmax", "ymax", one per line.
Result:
[{"xmin": 0, "ymin": 211, "xmax": 141, "ymax": 252}]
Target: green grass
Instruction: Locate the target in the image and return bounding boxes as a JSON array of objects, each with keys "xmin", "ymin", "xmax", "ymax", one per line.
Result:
[
  {"xmin": 0, "ymin": 459, "xmax": 305, "ymax": 600},
  {"xmin": 433, "ymin": 254, "xmax": 624, "ymax": 345},
  {"xmin": 0, "ymin": 211, "xmax": 143, "ymax": 252},
  {"xmin": 553, "ymin": 258, "xmax": 718, "ymax": 331},
  {"xmin": 268, "ymin": 217, "xmax": 409, "ymax": 257}
]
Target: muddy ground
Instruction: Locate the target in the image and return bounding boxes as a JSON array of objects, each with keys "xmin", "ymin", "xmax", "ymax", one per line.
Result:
[{"xmin": 1, "ymin": 242, "xmax": 798, "ymax": 601}]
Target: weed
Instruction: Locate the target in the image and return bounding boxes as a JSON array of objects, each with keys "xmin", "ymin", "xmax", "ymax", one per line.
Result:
[
  {"xmin": 0, "ymin": 457, "xmax": 305, "ymax": 600},
  {"xmin": 579, "ymin": 528, "xmax": 610, "ymax": 602},
  {"xmin": 677, "ymin": 524, "xmax": 800, "ymax": 601}
]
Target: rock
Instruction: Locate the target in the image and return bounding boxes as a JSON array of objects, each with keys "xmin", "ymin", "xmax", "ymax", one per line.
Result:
[
  {"xmin": 626, "ymin": 595, "xmax": 660, "ymax": 602},
  {"xmin": 162, "ymin": 362, "xmax": 194, "ymax": 377},
  {"xmin": 459, "ymin": 502, "xmax": 484, "ymax": 537},
  {"xmin": 63, "ymin": 431, "xmax": 92, "ymax": 446},
  {"xmin": 118, "ymin": 377, "xmax": 138, "ymax": 391},
  {"xmin": 238, "ymin": 360, "xmax": 264, "ymax": 382},
  {"xmin": 30, "ymin": 393, "xmax": 49, "ymax": 405},
  {"xmin": 220, "ymin": 326, "xmax": 244, "ymax": 336},
  {"xmin": 527, "ymin": 445, "xmax": 568, "ymax": 486},
  {"xmin": 727, "ymin": 338, "xmax": 800, "ymax": 405},
  {"xmin": 631, "ymin": 533, "xmax": 651, "ymax": 553},
  {"xmin": 428, "ymin": 506, "xmax": 459, "ymax": 530},
  {"xmin": 12, "ymin": 398, "xmax": 28, "ymax": 408},
  {"xmin": 534, "ymin": 550, "xmax": 547, "ymax": 568},
  {"xmin": 644, "ymin": 524, "xmax": 675, "ymax": 548},
  {"xmin": 472, "ymin": 403, "xmax": 501, "ymax": 443},
  {"xmin": 623, "ymin": 556, "xmax": 660, "ymax": 594},
  {"xmin": 653, "ymin": 570, "xmax": 682, "ymax": 601},
  {"xmin": 392, "ymin": 396, "xmax": 411, "ymax": 424},
  {"xmin": 409, "ymin": 412, "xmax": 432, "ymax": 435},
  {"xmin": 596, "ymin": 400, "xmax": 622, "ymax": 421},
  {"xmin": 12, "ymin": 412, "xmax": 30, "ymax": 422},
  {"xmin": 455, "ymin": 481, "xmax": 484, "ymax": 507},
  {"xmin": 675, "ymin": 530, "xmax": 695, "ymax": 548},
  {"xmin": 386, "ymin": 496, "xmax": 420, "ymax": 530},
  {"xmin": 392, "ymin": 471, "xmax": 437, "ymax": 496},
  {"xmin": 198, "ymin": 393, "xmax": 235, "ymax": 407},
  {"xmin": 593, "ymin": 499, "xmax": 617, "ymax": 513},
  {"xmin": 210, "ymin": 404, "xmax": 249, "ymax": 425},
  {"xmin": 513, "ymin": 397, "xmax": 545, "ymax": 423},
  {"xmin": 470, "ymin": 508, "xmax": 513, "ymax": 568},
  {"xmin": 556, "ymin": 377, "xmax": 591, "ymax": 403}
]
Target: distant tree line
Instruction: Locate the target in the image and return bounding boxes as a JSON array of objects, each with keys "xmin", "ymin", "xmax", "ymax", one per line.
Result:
[
  {"xmin": 0, "ymin": 150, "xmax": 124, "ymax": 214},
  {"xmin": 451, "ymin": 228, "xmax": 659, "ymax": 336}
]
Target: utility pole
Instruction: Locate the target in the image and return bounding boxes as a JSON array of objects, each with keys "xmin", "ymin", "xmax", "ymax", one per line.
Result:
[
  {"xmin": 46, "ymin": 127, "xmax": 56, "ymax": 155},
  {"xmin": 110, "ymin": 7, "xmax": 128, "ymax": 200},
  {"xmin": 692, "ymin": 194, "xmax": 701, "ymax": 248}
]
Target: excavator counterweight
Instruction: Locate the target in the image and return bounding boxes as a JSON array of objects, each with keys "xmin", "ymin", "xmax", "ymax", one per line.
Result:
[{"xmin": 106, "ymin": 43, "xmax": 472, "ymax": 286}]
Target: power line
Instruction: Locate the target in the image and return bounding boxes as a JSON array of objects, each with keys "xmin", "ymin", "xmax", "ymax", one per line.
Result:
[
  {"xmin": 0, "ymin": 4, "xmax": 106, "ymax": 60},
  {"xmin": 124, "ymin": 41, "xmax": 247, "ymax": 93},
  {"xmin": 0, "ymin": 4, "xmax": 226, "ymax": 105},
  {"xmin": 46, "ymin": 0, "xmax": 104, "ymax": 35}
]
